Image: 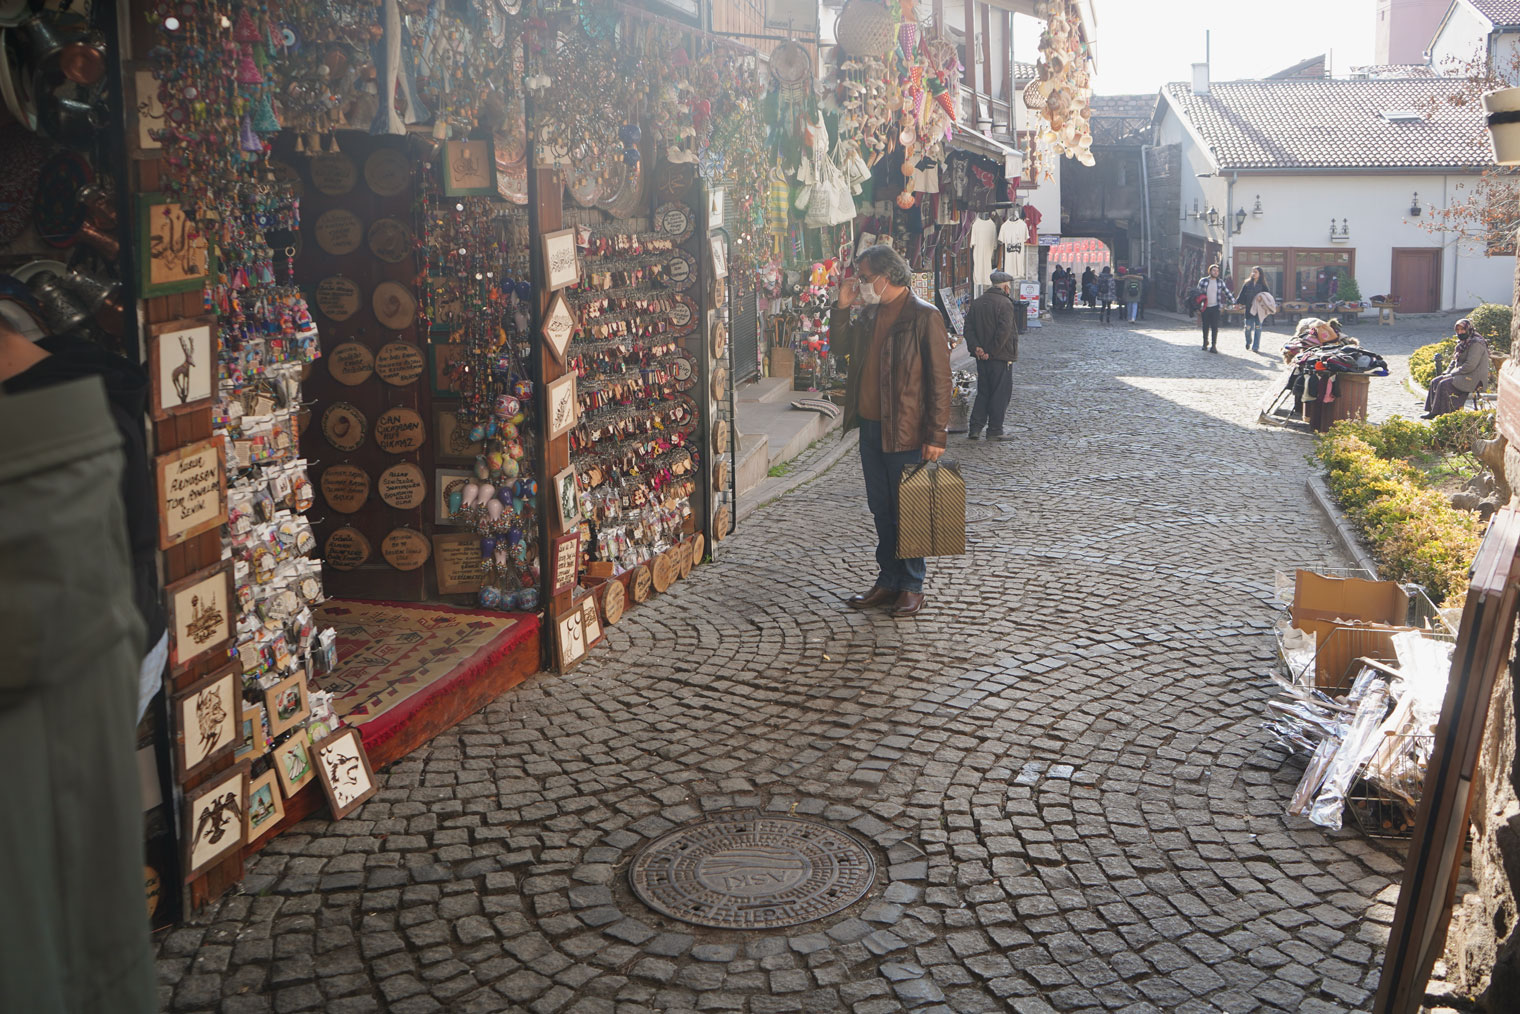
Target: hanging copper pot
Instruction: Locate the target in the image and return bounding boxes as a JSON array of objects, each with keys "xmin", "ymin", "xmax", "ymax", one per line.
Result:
[
  {"xmin": 58, "ymin": 34, "xmax": 106, "ymax": 85},
  {"xmin": 75, "ymin": 219, "xmax": 120, "ymax": 260},
  {"xmin": 36, "ymin": 94, "xmax": 104, "ymax": 149}
]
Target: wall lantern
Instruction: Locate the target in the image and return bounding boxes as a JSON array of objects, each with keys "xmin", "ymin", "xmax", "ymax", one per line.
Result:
[
  {"xmin": 1206, "ymin": 206, "xmax": 1219, "ymax": 226},
  {"xmin": 1233, "ymin": 207, "xmax": 1247, "ymax": 234},
  {"xmin": 1252, "ymin": 195, "xmax": 1263, "ymax": 217},
  {"xmin": 1409, "ymin": 191, "xmax": 1422, "ymax": 216},
  {"xmin": 1330, "ymin": 217, "xmax": 1350, "ymax": 242}
]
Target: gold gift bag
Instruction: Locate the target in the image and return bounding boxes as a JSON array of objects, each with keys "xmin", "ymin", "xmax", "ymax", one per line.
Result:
[{"xmin": 896, "ymin": 460, "xmax": 966, "ymax": 558}]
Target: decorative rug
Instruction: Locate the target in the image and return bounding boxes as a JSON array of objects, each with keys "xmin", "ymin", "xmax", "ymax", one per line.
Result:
[{"xmin": 313, "ymin": 599, "xmax": 536, "ymax": 746}]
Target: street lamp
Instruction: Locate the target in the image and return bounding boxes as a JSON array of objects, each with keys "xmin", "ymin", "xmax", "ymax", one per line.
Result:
[{"xmin": 1233, "ymin": 206, "xmax": 1247, "ymax": 234}]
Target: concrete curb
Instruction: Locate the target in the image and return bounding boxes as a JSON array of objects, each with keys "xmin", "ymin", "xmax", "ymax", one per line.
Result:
[
  {"xmin": 738, "ymin": 427, "xmax": 861, "ymax": 524},
  {"xmin": 1305, "ymin": 473, "xmax": 1380, "ymax": 578}
]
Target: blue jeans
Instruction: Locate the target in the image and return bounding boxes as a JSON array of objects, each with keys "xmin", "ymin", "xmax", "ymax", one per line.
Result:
[
  {"xmin": 858, "ymin": 419, "xmax": 926, "ymax": 593},
  {"xmin": 1244, "ymin": 313, "xmax": 1263, "ymax": 350}
]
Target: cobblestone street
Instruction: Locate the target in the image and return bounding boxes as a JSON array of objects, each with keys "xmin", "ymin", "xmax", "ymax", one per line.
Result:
[{"xmin": 159, "ymin": 310, "xmax": 1454, "ymax": 1014}]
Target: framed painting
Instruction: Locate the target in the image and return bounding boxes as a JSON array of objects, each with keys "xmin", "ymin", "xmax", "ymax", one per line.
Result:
[
  {"xmin": 544, "ymin": 370, "xmax": 577, "ymax": 441},
  {"xmin": 555, "ymin": 603, "xmax": 589, "ymax": 671},
  {"xmin": 155, "ymin": 436, "xmax": 228, "ymax": 550},
  {"xmin": 245, "ymin": 768, "xmax": 285, "ymax": 844},
  {"xmin": 434, "ymin": 404, "xmax": 483, "ymax": 463},
  {"xmin": 310, "ymin": 727, "xmax": 379, "ymax": 820},
  {"xmin": 552, "ymin": 464, "xmax": 581, "ymax": 530},
  {"xmin": 441, "ymin": 138, "xmax": 496, "ymax": 196},
  {"xmin": 541, "ymin": 289, "xmax": 576, "ymax": 363},
  {"xmin": 272, "ymin": 728, "xmax": 315, "ymax": 798},
  {"xmin": 551, "ymin": 531, "xmax": 581, "ymax": 596},
  {"xmin": 434, "ymin": 468, "xmax": 474, "ymax": 526},
  {"xmin": 541, "ymin": 227, "xmax": 580, "ymax": 291},
  {"xmin": 579, "ymin": 595, "xmax": 603, "ymax": 651},
  {"xmin": 131, "ymin": 68, "xmax": 163, "ymax": 152},
  {"xmin": 148, "ymin": 316, "xmax": 216, "ymax": 419},
  {"xmin": 183, "ymin": 761, "xmax": 248, "ymax": 881},
  {"xmin": 234, "ymin": 701, "xmax": 266, "ymax": 761},
  {"xmin": 171, "ymin": 662, "xmax": 241, "ymax": 781},
  {"xmin": 138, "ymin": 193, "xmax": 213, "ymax": 298},
  {"xmin": 263, "ymin": 672, "xmax": 311, "ymax": 738},
  {"xmin": 710, "ymin": 233, "xmax": 728, "ymax": 279},
  {"xmin": 166, "ymin": 561, "xmax": 235, "ymax": 674},
  {"xmin": 427, "ymin": 342, "xmax": 467, "ymax": 397}
]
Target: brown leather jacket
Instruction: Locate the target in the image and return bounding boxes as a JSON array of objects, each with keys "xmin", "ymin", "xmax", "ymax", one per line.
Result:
[{"xmin": 831, "ymin": 294, "xmax": 952, "ymax": 452}]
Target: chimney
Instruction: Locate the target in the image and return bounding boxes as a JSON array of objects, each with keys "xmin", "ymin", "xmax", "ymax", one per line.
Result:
[{"xmin": 1192, "ymin": 62, "xmax": 1210, "ymax": 95}]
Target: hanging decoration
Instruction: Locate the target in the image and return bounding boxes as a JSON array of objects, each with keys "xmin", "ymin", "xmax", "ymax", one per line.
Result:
[{"xmin": 1031, "ymin": 0, "xmax": 1095, "ymax": 166}]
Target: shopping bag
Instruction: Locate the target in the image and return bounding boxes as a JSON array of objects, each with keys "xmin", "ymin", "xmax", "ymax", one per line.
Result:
[{"xmin": 896, "ymin": 460, "xmax": 966, "ymax": 558}]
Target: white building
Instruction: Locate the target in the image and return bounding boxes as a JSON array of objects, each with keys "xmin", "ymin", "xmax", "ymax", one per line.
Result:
[
  {"xmin": 1428, "ymin": 0, "xmax": 1520, "ymax": 80},
  {"xmin": 1153, "ymin": 66, "xmax": 1514, "ymax": 312}
]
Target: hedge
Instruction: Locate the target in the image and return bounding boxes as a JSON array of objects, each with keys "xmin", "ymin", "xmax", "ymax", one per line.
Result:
[
  {"xmin": 1468, "ymin": 302, "xmax": 1512, "ymax": 355},
  {"xmin": 1314, "ymin": 425, "xmax": 1486, "ymax": 603},
  {"xmin": 1409, "ymin": 339, "xmax": 1457, "ymax": 388}
]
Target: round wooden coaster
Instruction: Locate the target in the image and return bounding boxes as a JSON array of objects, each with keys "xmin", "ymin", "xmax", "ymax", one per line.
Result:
[
  {"xmin": 372, "ymin": 280, "xmax": 417, "ymax": 330},
  {"xmin": 310, "ymin": 153, "xmax": 357, "ymax": 195},
  {"xmin": 713, "ymin": 505, "xmax": 730, "ymax": 542},
  {"xmin": 652, "ymin": 552, "xmax": 675, "ymax": 593},
  {"xmin": 325, "ymin": 525, "xmax": 371, "ymax": 570},
  {"xmin": 677, "ymin": 540, "xmax": 694, "ymax": 578},
  {"xmin": 377, "ymin": 462, "xmax": 426, "ymax": 509},
  {"xmin": 314, "ymin": 276, "xmax": 362, "ymax": 322},
  {"xmin": 691, "ymin": 533, "xmax": 705, "ymax": 563},
  {"xmin": 374, "ymin": 406, "xmax": 426, "ymax": 454},
  {"xmin": 710, "ymin": 365, "xmax": 728, "ymax": 402},
  {"xmin": 320, "ymin": 463, "xmax": 370, "ymax": 513},
  {"xmin": 381, "ymin": 527, "xmax": 430, "ymax": 571},
  {"xmin": 713, "ymin": 459, "xmax": 731, "ymax": 492},
  {"xmin": 710, "ymin": 319, "xmax": 727, "ymax": 359},
  {"xmin": 375, "ymin": 341, "xmax": 424, "ymax": 386},
  {"xmin": 313, "ymin": 208, "xmax": 363, "ymax": 255},
  {"xmin": 630, "ymin": 564, "xmax": 652, "ymax": 603},
  {"xmin": 327, "ymin": 341, "xmax": 374, "ymax": 386},
  {"xmin": 364, "ymin": 147, "xmax": 410, "ymax": 197},
  {"xmin": 367, "ymin": 217, "xmax": 413, "ymax": 263},
  {"xmin": 713, "ymin": 276, "xmax": 727, "ymax": 308},
  {"xmin": 144, "ymin": 865, "xmax": 161, "ymax": 918},
  {"xmin": 601, "ymin": 579, "xmax": 626, "ymax": 625},
  {"xmin": 713, "ymin": 417, "xmax": 730, "ymax": 456},
  {"xmin": 321, "ymin": 402, "xmax": 367, "ymax": 452}
]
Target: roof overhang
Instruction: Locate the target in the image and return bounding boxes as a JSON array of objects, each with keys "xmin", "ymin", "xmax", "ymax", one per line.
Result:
[
  {"xmin": 978, "ymin": 0, "xmax": 1098, "ymax": 71},
  {"xmin": 953, "ymin": 124, "xmax": 1024, "ymax": 178},
  {"xmin": 1213, "ymin": 165, "xmax": 1488, "ymax": 175}
]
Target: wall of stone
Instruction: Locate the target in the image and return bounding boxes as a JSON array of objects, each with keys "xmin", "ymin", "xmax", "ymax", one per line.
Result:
[{"xmin": 1144, "ymin": 144, "xmax": 1182, "ymax": 311}]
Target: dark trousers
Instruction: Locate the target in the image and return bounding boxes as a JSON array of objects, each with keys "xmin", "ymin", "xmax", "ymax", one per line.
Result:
[
  {"xmin": 1425, "ymin": 376, "xmax": 1473, "ymax": 416},
  {"xmin": 1099, "ymin": 299, "xmax": 1112, "ymax": 322},
  {"xmin": 858, "ymin": 418, "xmax": 926, "ymax": 593},
  {"xmin": 1201, "ymin": 306, "xmax": 1221, "ymax": 347},
  {"xmin": 968, "ymin": 358, "xmax": 1012, "ymax": 437}
]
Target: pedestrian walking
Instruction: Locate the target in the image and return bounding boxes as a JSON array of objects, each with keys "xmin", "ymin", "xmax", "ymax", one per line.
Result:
[
  {"xmin": 1198, "ymin": 263, "xmax": 1225, "ymax": 351},
  {"xmin": 831, "ymin": 245, "xmax": 952, "ymax": 618},
  {"xmin": 1120, "ymin": 269, "xmax": 1143, "ymax": 322},
  {"xmin": 1236, "ymin": 265, "xmax": 1272, "ymax": 352},
  {"xmin": 1096, "ymin": 266, "xmax": 1117, "ymax": 322},
  {"xmin": 1080, "ymin": 266, "xmax": 1096, "ymax": 308},
  {"xmin": 1423, "ymin": 317, "xmax": 1490, "ymax": 418},
  {"xmin": 965, "ymin": 270, "xmax": 1020, "ymax": 442}
]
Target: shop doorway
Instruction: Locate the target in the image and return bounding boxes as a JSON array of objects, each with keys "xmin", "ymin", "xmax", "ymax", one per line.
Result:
[
  {"xmin": 1047, "ymin": 236, "xmax": 1113, "ymax": 309},
  {"xmin": 1391, "ymin": 248, "xmax": 1442, "ymax": 313}
]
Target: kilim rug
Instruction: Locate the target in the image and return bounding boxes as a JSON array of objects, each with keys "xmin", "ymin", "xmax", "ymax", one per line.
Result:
[{"xmin": 312, "ymin": 599, "xmax": 536, "ymax": 749}]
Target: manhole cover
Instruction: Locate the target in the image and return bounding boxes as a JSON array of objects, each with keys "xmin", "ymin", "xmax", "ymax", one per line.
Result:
[{"xmin": 629, "ymin": 814, "xmax": 877, "ymax": 929}]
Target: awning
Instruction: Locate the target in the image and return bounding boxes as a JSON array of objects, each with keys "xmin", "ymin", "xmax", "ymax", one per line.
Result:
[{"xmin": 952, "ymin": 124, "xmax": 1023, "ymax": 180}]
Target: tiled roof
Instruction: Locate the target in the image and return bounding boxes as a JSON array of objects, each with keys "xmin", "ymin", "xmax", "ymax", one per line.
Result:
[
  {"xmin": 1090, "ymin": 93, "xmax": 1159, "ymax": 119},
  {"xmin": 1348, "ymin": 64, "xmax": 1440, "ymax": 78},
  {"xmin": 1468, "ymin": 0, "xmax": 1520, "ymax": 26},
  {"xmin": 1161, "ymin": 77, "xmax": 1490, "ymax": 170}
]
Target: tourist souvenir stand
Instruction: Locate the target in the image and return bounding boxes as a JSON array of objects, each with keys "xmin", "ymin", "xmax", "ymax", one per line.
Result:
[{"xmin": 97, "ymin": 0, "xmax": 764, "ymax": 915}]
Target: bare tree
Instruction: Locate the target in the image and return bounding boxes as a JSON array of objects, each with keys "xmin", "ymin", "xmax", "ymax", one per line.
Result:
[{"xmin": 1421, "ymin": 46, "xmax": 1520, "ymax": 254}]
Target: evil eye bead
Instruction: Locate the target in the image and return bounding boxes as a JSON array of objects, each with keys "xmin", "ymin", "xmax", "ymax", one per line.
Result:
[
  {"xmin": 512, "ymin": 379, "xmax": 533, "ymax": 399},
  {"xmin": 478, "ymin": 585, "xmax": 502, "ymax": 609}
]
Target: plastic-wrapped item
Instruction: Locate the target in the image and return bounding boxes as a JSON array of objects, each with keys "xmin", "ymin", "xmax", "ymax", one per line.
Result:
[
  {"xmin": 1308, "ymin": 680, "xmax": 1393, "ymax": 829},
  {"xmin": 1289, "ymin": 733, "xmax": 1342, "ymax": 815}
]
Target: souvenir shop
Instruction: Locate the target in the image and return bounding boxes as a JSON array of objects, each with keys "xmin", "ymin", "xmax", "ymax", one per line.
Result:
[
  {"xmin": 749, "ymin": 0, "xmax": 1075, "ymax": 386},
  {"xmin": 0, "ymin": 0, "xmax": 756, "ymax": 919}
]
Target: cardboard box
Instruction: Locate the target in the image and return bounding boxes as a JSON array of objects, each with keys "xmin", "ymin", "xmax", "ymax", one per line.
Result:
[
  {"xmin": 1291, "ymin": 570, "xmax": 1413, "ymax": 690},
  {"xmin": 769, "ymin": 347, "xmax": 794, "ymax": 379}
]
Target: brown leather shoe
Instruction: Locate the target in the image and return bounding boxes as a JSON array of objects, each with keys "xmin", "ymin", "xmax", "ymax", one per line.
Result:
[
  {"xmin": 847, "ymin": 586, "xmax": 897, "ymax": 609},
  {"xmin": 891, "ymin": 591, "xmax": 926, "ymax": 617}
]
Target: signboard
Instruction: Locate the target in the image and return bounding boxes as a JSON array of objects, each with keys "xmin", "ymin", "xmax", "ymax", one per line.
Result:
[
  {"xmin": 938, "ymin": 286, "xmax": 968, "ymax": 337},
  {"xmin": 765, "ymin": 0, "xmax": 819, "ymax": 33},
  {"xmin": 155, "ymin": 438, "xmax": 227, "ymax": 549}
]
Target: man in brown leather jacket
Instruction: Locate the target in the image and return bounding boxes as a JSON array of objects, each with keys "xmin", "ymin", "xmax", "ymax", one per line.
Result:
[{"xmin": 830, "ymin": 245, "xmax": 952, "ymax": 617}]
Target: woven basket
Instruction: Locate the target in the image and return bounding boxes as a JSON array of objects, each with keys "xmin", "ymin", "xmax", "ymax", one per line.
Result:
[{"xmin": 837, "ymin": 0, "xmax": 895, "ymax": 58}]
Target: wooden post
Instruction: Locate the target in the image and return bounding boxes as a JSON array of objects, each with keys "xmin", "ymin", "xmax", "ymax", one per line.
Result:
[
  {"xmin": 980, "ymin": 2, "xmax": 992, "ymax": 118},
  {"xmin": 962, "ymin": 0, "xmax": 976, "ymax": 124},
  {"xmin": 527, "ymin": 166, "xmax": 569, "ymax": 671},
  {"xmin": 1002, "ymin": 10, "xmax": 1014, "ymax": 136}
]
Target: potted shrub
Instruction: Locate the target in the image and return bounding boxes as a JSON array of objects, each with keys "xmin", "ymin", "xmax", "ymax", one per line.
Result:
[{"xmin": 1336, "ymin": 275, "xmax": 1363, "ymax": 311}]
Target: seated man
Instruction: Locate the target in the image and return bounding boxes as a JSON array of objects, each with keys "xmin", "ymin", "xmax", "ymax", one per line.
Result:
[{"xmin": 1423, "ymin": 318, "xmax": 1489, "ymax": 418}]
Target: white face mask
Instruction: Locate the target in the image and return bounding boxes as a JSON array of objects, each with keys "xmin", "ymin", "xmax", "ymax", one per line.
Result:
[{"xmin": 857, "ymin": 277, "xmax": 883, "ymax": 305}]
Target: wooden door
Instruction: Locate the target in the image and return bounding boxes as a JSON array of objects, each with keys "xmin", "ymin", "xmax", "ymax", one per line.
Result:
[{"xmin": 1391, "ymin": 248, "xmax": 1442, "ymax": 313}]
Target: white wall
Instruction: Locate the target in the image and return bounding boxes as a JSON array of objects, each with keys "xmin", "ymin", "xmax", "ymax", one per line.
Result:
[
  {"xmin": 1226, "ymin": 173, "xmax": 1513, "ymax": 310},
  {"xmin": 1430, "ymin": 1, "xmax": 1490, "ymax": 70}
]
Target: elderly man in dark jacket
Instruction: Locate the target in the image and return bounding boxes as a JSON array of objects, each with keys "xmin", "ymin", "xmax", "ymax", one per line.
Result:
[
  {"xmin": 831, "ymin": 245, "xmax": 952, "ymax": 618},
  {"xmin": 966, "ymin": 270, "xmax": 1019, "ymax": 441}
]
